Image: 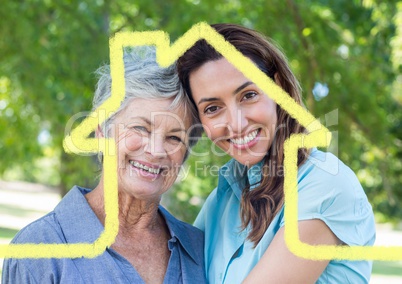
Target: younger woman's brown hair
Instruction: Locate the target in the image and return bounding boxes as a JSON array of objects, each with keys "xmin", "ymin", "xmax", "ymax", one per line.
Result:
[{"xmin": 177, "ymin": 23, "xmax": 310, "ymax": 246}]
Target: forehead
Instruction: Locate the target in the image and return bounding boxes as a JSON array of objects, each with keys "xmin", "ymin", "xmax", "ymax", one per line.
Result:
[
  {"xmin": 118, "ymin": 98, "xmax": 191, "ymax": 129},
  {"xmin": 190, "ymin": 58, "xmax": 250, "ymax": 94},
  {"xmin": 193, "ymin": 58, "xmax": 246, "ymax": 79}
]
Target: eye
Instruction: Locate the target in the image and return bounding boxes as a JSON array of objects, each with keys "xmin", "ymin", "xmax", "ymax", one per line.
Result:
[
  {"xmin": 242, "ymin": 91, "xmax": 258, "ymax": 101},
  {"xmin": 204, "ymin": 105, "xmax": 221, "ymax": 115},
  {"xmin": 131, "ymin": 125, "xmax": 149, "ymax": 133},
  {"xmin": 168, "ymin": 135, "xmax": 183, "ymax": 143}
]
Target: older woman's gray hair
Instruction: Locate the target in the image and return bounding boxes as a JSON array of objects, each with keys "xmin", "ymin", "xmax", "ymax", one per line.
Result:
[{"xmin": 92, "ymin": 46, "xmax": 202, "ymax": 160}]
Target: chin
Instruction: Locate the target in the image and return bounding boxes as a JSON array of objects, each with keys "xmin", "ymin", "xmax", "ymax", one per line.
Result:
[
  {"xmin": 223, "ymin": 142, "xmax": 269, "ymax": 167},
  {"xmin": 233, "ymin": 155, "xmax": 265, "ymax": 167}
]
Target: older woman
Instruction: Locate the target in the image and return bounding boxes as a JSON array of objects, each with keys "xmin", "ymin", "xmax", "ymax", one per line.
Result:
[{"xmin": 2, "ymin": 47, "xmax": 206, "ymax": 284}]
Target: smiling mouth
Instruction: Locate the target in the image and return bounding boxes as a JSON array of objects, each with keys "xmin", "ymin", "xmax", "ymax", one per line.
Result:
[
  {"xmin": 129, "ymin": 161, "xmax": 161, "ymax": 174},
  {"xmin": 229, "ymin": 129, "xmax": 260, "ymax": 146}
]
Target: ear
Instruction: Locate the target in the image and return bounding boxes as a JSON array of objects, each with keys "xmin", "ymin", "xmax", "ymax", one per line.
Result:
[{"xmin": 95, "ymin": 125, "xmax": 105, "ymax": 138}]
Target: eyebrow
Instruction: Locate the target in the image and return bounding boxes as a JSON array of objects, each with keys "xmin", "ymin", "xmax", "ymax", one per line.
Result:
[
  {"xmin": 134, "ymin": 117, "xmax": 186, "ymax": 133},
  {"xmin": 197, "ymin": 81, "xmax": 254, "ymax": 105},
  {"xmin": 233, "ymin": 81, "xmax": 254, "ymax": 95},
  {"xmin": 170, "ymin": 128, "xmax": 186, "ymax": 133},
  {"xmin": 136, "ymin": 117, "xmax": 152, "ymax": 125}
]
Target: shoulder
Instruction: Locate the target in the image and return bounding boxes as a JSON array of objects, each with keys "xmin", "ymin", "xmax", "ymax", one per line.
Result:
[
  {"xmin": 2, "ymin": 187, "xmax": 98, "ymax": 284},
  {"xmin": 11, "ymin": 211, "xmax": 65, "ymax": 245},
  {"xmin": 3, "ymin": 213, "xmax": 68, "ymax": 284},
  {"xmin": 296, "ymin": 149, "xmax": 375, "ymax": 246},
  {"xmin": 10, "ymin": 186, "xmax": 86, "ymax": 244},
  {"xmin": 300, "ymin": 149, "xmax": 354, "ymax": 179},
  {"xmin": 298, "ymin": 149, "xmax": 363, "ymax": 198}
]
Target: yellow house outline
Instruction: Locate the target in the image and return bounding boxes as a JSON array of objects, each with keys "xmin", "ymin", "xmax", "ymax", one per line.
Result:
[{"xmin": 1, "ymin": 22, "xmax": 400, "ymax": 261}]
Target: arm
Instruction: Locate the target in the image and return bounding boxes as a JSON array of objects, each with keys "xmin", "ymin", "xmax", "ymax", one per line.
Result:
[{"xmin": 243, "ymin": 219, "xmax": 341, "ymax": 284}]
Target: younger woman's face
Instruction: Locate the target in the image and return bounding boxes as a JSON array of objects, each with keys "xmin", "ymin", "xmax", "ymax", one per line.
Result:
[{"xmin": 189, "ymin": 58, "xmax": 278, "ymax": 167}]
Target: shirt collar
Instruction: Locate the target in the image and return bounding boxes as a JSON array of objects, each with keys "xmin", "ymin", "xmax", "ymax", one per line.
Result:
[
  {"xmin": 247, "ymin": 159, "xmax": 264, "ymax": 189},
  {"xmin": 55, "ymin": 186, "xmax": 201, "ymax": 265},
  {"xmin": 158, "ymin": 206, "xmax": 201, "ymax": 265},
  {"xmin": 217, "ymin": 158, "xmax": 265, "ymax": 200}
]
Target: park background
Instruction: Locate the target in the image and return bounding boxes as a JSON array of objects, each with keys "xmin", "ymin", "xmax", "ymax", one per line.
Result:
[{"xmin": 0, "ymin": 0, "xmax": 401, "ymax": 282}]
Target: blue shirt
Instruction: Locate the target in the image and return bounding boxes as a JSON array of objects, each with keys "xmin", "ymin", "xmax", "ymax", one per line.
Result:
[
  {"xmin": 2, "ymin": 186, "xmax": 206, "ymax": 284},
  {"xmin": 194, "ymin": 149, "xmax": 376, "ymax": 284}
]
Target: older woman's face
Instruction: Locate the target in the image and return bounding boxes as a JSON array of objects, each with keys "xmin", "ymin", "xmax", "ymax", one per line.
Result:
[{"xmin": 110, "ymin": 98, "xmax": 190, "ymax": 200}]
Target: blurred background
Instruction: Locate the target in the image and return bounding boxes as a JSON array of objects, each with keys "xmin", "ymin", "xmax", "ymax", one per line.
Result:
[{"xmin": 0, "ymin": 0, "xmax": 401, "ymax": 282}]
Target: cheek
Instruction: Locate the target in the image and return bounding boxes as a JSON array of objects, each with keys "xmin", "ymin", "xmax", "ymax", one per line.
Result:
[
  {"xmin": 163, "ymin": 152, "xmax": 185, "ymax": 186},
  {"xmin": 265, "ymin": 109, "xmax": 278, "ymax": 140},
  {"xmin": 258, "ymin": 102, "xmax": 277, "ymax": 126},
  {"xmin": 200, "ymin": 118, "xmax": 220, "ymax": 140},
  {"xmin": 118, "ymin": 132, "xmax": 143, "ymax": 153},
  {"xmin": 271, "ymin": 107, "xmax": 278, "ymax": 127}
]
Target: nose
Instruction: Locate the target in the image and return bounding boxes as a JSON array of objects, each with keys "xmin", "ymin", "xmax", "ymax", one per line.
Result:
[
  {"xmin": 226, "ymin": 106, "xmax": 248, "ymax": 134},
  {"xmin": 144, "ymin": 133, "xmax": 167, "ymax": 158}
]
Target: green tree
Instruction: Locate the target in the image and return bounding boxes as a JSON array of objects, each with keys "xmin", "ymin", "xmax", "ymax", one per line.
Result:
[{"xmin": 0, "ymin": 0, "xmax": 400, "ymax": 224}]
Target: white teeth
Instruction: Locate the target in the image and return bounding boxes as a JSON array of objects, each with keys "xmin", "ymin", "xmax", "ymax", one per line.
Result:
[
  {"xmin": 230, "ymin": 129, "xmax": 259, "ymax": 145},
  {"xmin": 130, "ymin": 161, "xmax": 160, "ymax": 174}
]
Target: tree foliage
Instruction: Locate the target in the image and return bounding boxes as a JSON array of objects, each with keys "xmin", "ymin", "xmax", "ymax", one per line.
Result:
[{"xmin": 0, "ymin": 0, "xmax": 400, "ymax": 223}]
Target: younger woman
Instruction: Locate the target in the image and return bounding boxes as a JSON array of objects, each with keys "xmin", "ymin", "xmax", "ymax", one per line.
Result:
[{"xmin": 178, "ymin": 23, "xmax": 375, "ymax": 283}]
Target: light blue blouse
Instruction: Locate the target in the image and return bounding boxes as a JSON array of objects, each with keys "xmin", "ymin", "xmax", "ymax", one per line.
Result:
[
  {"xmin": 194, "ymin": 149, "xmax": 376, "ymax": 284},
  {"xmin": 2, "ymin": 186, "xmax": 206, "ymax": 284}
]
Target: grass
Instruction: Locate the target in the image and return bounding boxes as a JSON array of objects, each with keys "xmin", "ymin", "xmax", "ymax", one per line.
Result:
[
  {"xmin": 372, "ymin": 261, "xmax": 402, "ymax": 276},
  {"xmin": 0, "ymin": 227, "xmax": 18, "ymax": 241}
]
